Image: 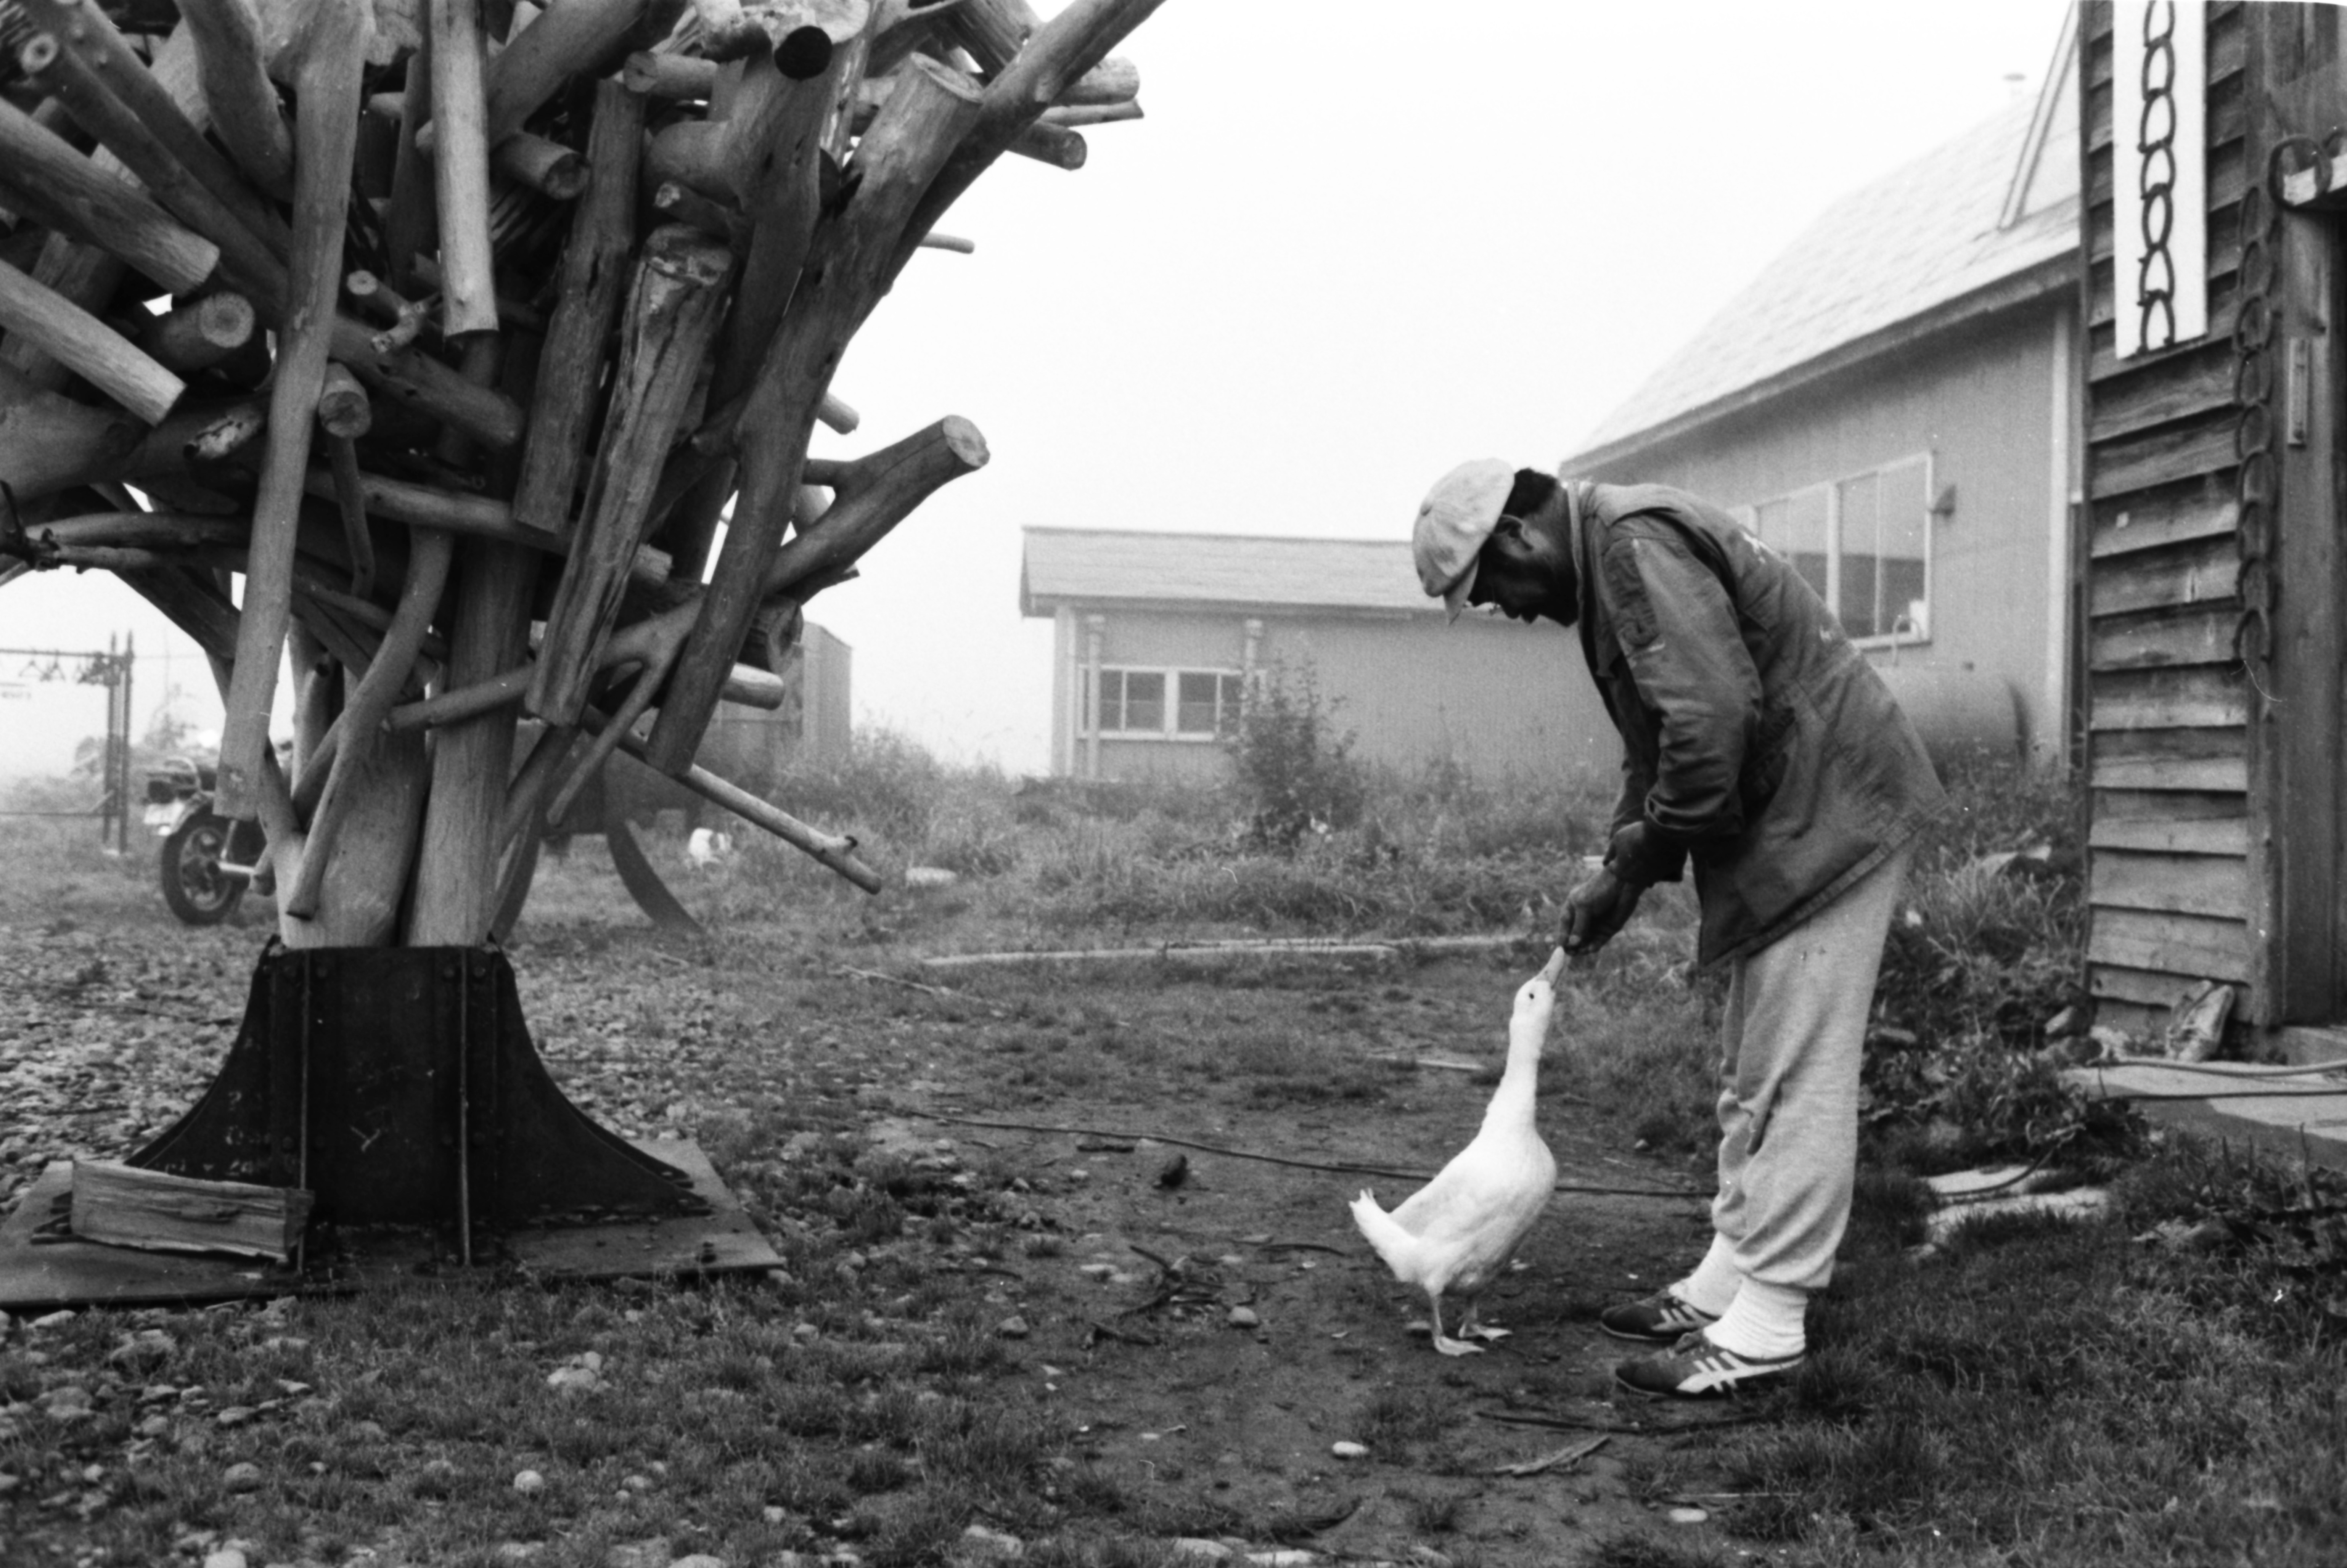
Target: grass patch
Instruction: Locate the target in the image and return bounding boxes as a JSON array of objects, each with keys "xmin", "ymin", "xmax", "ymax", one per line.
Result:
[{"xmin": 1695, "ymin": 1132, "xmax": 2347, "ymax": 1565}]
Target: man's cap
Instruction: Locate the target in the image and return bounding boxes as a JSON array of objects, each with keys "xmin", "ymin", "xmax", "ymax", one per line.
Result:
[{"xmin": 1412, "ymin": 458, "xmax": 1515, "ymax": 622}]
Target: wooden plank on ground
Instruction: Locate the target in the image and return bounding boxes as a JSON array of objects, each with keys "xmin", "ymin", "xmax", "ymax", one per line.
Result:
[
  {"xmin": 2090, "ymin": 847, "xmax": 2247, "ymax": 918},
  {"xmin": 2090, "ymin": 666, "xmax": 2247, "ymax": 731},
  {"xmin": 2089, "ymin": 815, "xmax": 2250, "ymax": 855},
  {"xmin": 2088, "ymin": 906, "xmax": 2251, "ymax": 982},
  {"xmin": 2090, "ymin": 481, "xmax": 2236, "ymax": 559},
  {"xmin": 69, "ymin": 1160, "xmax": 311, "ymax": 1261}
]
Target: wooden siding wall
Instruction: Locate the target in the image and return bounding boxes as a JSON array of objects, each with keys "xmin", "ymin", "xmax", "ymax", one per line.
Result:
[
  {"xmin": 2079, "ymin": 1, "xmax": 2257, "ymax": 1033},
  {"xmin": 1581, "ymin": 304, "xmax": 2069, "ymax": 760}
]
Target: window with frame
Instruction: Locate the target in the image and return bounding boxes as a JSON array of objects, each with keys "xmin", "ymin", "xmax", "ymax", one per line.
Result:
[
  {"xmin": 1743, "ymin": 456, "xmax": 1931, "ymax": 643},
  {"xmin": 1082, "ymin": 666, "xmax": 1245, "ymax": 739}
]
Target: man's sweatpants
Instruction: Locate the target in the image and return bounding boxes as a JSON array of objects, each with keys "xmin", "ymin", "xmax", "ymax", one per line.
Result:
[{"xmin": 1710, "ymin": 843, "xmax": 1913, "ymax": 1295}]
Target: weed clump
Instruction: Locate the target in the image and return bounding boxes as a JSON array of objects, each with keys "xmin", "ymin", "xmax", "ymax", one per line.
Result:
[{"xmin": 1225, "ymin": 664, "xmax": 1365, "ymax": 851}]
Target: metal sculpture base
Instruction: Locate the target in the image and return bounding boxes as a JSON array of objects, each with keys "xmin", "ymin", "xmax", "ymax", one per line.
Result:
[{"xmin": 0, "ymin": 945, "xmax": 780, "ymax": 1309}]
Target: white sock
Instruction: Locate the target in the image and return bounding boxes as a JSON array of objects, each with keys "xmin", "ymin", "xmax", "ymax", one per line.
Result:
[
  {"xmin": 1707, "ymin": 1279, "xmax": 1807, "ymax": 1360},
  {"xmin": 1670, "ymin": 1234, "xmax": 1743, "ymax": 1318}
]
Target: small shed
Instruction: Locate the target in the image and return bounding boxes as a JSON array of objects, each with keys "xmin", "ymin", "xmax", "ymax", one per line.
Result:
[
  {"xmin": 2076, "ymin": 0, "xmax": 2347, "ymax": 1052},
  {"xmin": 1019, "ymin": 527, "xmax": 1620, "ymax": 785}
]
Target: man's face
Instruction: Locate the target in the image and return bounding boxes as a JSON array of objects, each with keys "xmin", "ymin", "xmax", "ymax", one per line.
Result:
[{"xmin": 1466, "ymin": 518, "xmax": 1576, "ymax": 625}]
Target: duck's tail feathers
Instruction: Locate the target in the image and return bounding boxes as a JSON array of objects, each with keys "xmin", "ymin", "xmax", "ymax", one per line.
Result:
[{"xmin": 1349, "ymin": 1189, "xmax": 1420, "ymax": 1283}]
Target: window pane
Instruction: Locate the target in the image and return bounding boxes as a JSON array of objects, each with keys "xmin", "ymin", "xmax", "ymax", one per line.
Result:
[
  {"xmin": 1880, "ymin": 461, "xmax": 1929, "ymax": 636},
  {"xmin": 1098, "ymin": 669, "xmax": 1124, "ymax": 733},
  {"xmin": 1836, "ymin": 473, "xmax": 1880, "ymax": 636},
  {"xmin": 1124, "ymin": 670, "xmax": 1165, "ymax": 733},
  {"xmin": 1177, "ymin": 671, "xmax": 1219, "ymax": 734},
  {"xmin": 1218, "ymin": 673, "xmax": 1243, "ymax": 735},
  {"xmin": 1784, "ymin": 488, "xmax": 1830, "ymax": 604}
]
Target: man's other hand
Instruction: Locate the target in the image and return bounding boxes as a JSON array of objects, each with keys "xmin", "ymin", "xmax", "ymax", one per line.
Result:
[{"xmin": 1562, "ymin": 865, "xmax": 1643, "ymax": 955}]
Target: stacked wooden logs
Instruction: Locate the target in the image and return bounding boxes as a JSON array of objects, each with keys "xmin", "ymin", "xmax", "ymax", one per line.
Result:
[{"xmin": 0, "ymin": 0, "xmax": 1161, "ymax": 946}]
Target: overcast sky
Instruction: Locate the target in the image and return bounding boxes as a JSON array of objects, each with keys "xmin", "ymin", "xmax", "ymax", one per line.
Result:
[{"xmin": 2, "ymin": 0, "xmax": 2071, "ymax": 779}]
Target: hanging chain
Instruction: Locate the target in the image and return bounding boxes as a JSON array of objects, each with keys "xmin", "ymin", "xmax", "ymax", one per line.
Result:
[{"xmin": 2136, "ymin": 2, "xmax": 2182, "ymax": 351}]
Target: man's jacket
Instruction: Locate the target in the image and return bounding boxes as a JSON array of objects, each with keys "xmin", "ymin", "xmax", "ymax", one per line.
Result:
[{"xmin": 1567, "ymin": 479, "xmax": 1946, "ymax": 967}]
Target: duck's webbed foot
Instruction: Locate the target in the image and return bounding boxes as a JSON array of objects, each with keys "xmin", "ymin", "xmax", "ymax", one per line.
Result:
[
  {"xmin": 1458, "ymin": 1303, "xmax": 1511, "ymax": 1343},
  {"xmin": 1428, "ymin": 1298, "xmax": 1486, "ymax": 1356}
]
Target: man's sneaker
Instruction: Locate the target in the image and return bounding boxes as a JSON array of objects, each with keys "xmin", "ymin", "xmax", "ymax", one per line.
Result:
[
  {"xmin": 1614, "ymin": 1331, "xmax": 1803, "ymax": 1399},
  {"xmin": 1597, "ymin": 1291, "xmax": 1720, "ymax": 1344}
]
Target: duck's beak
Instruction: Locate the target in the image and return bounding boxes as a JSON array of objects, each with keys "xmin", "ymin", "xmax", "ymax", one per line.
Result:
[{"xmin": 1537, "ymin": 946, "xmax": 1568, "ymax": 986}]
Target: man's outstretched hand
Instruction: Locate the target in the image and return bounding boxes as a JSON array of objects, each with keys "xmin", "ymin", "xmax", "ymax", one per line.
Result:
[{"xmin": 1562, "ymin": 864, "xmax": 1643, "ymax": 955}]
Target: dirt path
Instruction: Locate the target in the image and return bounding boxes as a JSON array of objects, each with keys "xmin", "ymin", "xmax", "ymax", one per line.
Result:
[
  {"xmin": 0, "ymin": 849, "xmax": 1751, "ymax": 1565},
  {"xmin": 829, "ymin": 949, "xmax": 1746, "ymax": 1563}
]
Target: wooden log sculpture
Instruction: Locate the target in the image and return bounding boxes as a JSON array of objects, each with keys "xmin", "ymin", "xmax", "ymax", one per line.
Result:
[{"xmin": 0, "ymin": 0, "xmax": 1167, "ymax": 951}]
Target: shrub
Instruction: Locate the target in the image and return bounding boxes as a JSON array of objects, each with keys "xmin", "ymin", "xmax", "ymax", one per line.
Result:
[{"xmin": 1225, "ymin": 664, "xmax": 1365, "ymax": 851}]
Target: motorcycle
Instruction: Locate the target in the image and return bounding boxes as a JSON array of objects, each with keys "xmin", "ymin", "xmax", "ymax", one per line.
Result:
[{"xmin": 143, "ymin": 757, "xmax": 270, "ymax": 925}]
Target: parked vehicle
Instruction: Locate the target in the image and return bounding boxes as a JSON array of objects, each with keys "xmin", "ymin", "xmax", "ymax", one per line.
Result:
[{"xmin": 143, "ymin": 757, "xmax": 268, "ymax": 925}]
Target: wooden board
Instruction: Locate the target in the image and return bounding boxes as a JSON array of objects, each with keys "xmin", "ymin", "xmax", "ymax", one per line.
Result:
[
  {"xmin": 2087, "ymin": 905, "xmax": 2251, "ymax": 983},
  {"xmin": 2088, "ymin": 411, "xmax": 2239, "ymax": 497},
  {"xmin": 2089, "ymin": 603, "xmax": 2238, "ymax": 672},
  {"xmin": 0, "ymin": 1139, "xmax": 776, "ymax": 1309},
  {"xmin": 2088, "ymin": 962, "xmax": 2202, "ymax": 1011},
  {"xmin": 2090, "ymin": 846, "xmax": 2247, "ymax": 919},
  {"xmin": 2089, "ymin": 815, "xmax": 2251, "ymax": 855},
  {"xmin": 2090, "ymin": 480, "xmax": 2236, "ymax": 559},
  {"xmin": 69, "ymin": 1160, "xmax": 310, "ymax": 1262},
  {"xmin": 2088, "ymin": 665, "xmax": 2248, "ymax": 731},
  {"xmin": 2093, "ymin": 786, "xmax": 2249, "ymax": 822},
  {"xmin": 2091, "ymin": 754, "xmax": 2248, "ymax": 792},
  {"xmin": 2088, "ymin": 539, "xmax": 2240, "ymax": 618},
  {"xmin": 2087, "ymin": 341, "xmax": 2237, "ymax": 446}
]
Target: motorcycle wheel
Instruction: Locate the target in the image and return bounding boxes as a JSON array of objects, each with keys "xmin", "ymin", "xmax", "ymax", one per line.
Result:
[{"xmin": 161, "ymin": 813, "xmax": 246, "ymax": 925}]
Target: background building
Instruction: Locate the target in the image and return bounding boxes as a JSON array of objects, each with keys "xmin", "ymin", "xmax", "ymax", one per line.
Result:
[
  {"xmin": 1563, "ymin": 17, "xmax": 2084, "ymax": 770},
  {"xmin": 1020, "ymin": 528, "xmax": 1620, "ymax": 786}
]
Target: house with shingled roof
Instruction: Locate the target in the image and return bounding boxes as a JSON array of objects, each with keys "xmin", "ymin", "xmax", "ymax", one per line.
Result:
[
  {"xmin": 1566, "ymin": 12, "xmax": 2084, "ymax": 768},
  {"xmin": 1019, "ymin": 527, "xmax": 1619, "ymax": 783}
]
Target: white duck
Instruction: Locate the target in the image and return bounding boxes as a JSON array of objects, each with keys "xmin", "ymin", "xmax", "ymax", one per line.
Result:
[{"xmin": 1350, "ymin": 947, "xmax": 1564, "ymax": 1355}]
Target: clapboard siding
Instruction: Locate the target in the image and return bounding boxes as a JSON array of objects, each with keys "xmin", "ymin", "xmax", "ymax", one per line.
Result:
[
  {"xmin": 2089, "ymin": 603, "xmax": 2238, "ymax": 670},
  {"xmin": 2087, "ymin": 341, "xmax": 2236, "ymax": 443},
  {"xmin": 2089, "ymin": 479, "xmax": 2236, "ymax": 559},
  {"xmin": 2090, "ymin": 847, "xmax": 2246, "ymax": 916},
  {"xmin": 2091, "ymin": 963, "xmax": 2207, "ymax": 1010},
  {"xmin": 2089, "ymin": 813, "xmax": 2251, "ymax": 854},
  {"xmin": 2087, "ymin": 536, "xmax": 2240, "ymax": 616},
  {"xmin": 2089, "ymin": 665, "xmax": 2249, "ymax": 730},
  {"xmin": 2092, "ymin": 784, "xmax": 2248, "ymax": 821},
  {"xmin": 2080, "ymin": 0, "xmax": 2270, "ymax": 1026},
  {"xmin": 2087, "ymin": 905, "xmax": 2252, "ymax": 981},
  {"xmin": 2087, "ymin": 410, "xmax": 2238, "ymax": 494},
  {"xmin": 2090, "ymin": 752, "xmax": 2248, "ymax": 792}
]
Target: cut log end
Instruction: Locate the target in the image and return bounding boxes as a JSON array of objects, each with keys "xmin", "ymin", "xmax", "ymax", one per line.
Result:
[
  {"xmin": 776, "ymin": 24, "xmax": 836, "ymax": 80},
  {"xmin": 940, "ymin": 413, "xmax": 990, "ymax": 470}
]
